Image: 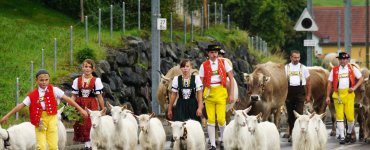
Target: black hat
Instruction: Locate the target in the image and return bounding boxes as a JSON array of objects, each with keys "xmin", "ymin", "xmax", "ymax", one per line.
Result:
[
  {"xmin": 206, "ymin": 44, "xmax": 222, "ymax": 52},
  {"xmin": 336, "ymin": 52, "xmax": 350, "ymax": 59}
]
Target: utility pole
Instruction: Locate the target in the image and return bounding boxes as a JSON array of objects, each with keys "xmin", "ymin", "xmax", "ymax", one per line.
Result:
[
  {"xmin": 307, "ymin": 0, "xmax": 313, "ymax": 66},
  {"xmin": 337, "ymin": 10, "xmax": 341, "ymax": 53},
  {"xmin": 151, "ymin": 0, "xmax": 160, "ymax": 114},
  {"xmin": 366, "ymin": 0, "xmax": 369, "ymax": 68},
  {"xmin": 344, "ymin": 0, "xmax": 352, "ymax": 54}
]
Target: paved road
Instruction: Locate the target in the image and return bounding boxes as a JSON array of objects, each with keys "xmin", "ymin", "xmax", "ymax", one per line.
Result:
[
  {"xmin": 65, "ymin": 127, "xmax": 370, "ymax": 150},
  {"xmin": 64, "ymin": 111, "xmax": 370, "ymax": 150}
]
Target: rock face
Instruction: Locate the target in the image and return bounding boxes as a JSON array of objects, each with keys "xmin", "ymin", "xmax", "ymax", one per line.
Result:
[{"xmin": 62, "ymin": 36, "xmax": 257, "ymax": 115}]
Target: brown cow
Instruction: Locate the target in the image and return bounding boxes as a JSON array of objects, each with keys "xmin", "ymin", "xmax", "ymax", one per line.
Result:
[
  {"xmin": 157, "ymin": 65, "xmax": 238, "ymax": 113},
  {"xmin": 361, "ymin": 78, "xmax": 370, "ymax": 143},
  {"xmin": 306, "ymin": 66, "xmax": 330, "ymax": 114},
  {"xmin": 349, "ymin": 68, "xmax": 370, "ymax": 141},
  {"xmin": 156, "ymin": 65, "xmax": 198, "ymax": 113},
  {"xmin": 243, "ymin": 61, "xmax": 288, "ymax": 129}
]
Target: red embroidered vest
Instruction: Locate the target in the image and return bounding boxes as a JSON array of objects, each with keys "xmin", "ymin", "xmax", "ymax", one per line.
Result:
[
  {"xmin": 77, "ymin": 76, "xmax": 96, "ymax": 97},
  {"xmin": 28, "ymin": 85, "xmax": 58, "ymax": 127},
  {"xmin": 332, "ymin": 64, "xmax": 356, "ymax": 91},
  {"xmin": 203, "ymin": 58, "xmax": 227, "ymax": 88}
]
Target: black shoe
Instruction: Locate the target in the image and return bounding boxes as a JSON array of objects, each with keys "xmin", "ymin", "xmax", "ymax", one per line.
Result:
[
  {"xmin": 209, "ymin": 146, "xmax": 216, "ymax": 150},
  {"xmin": 288, "ymin": 137, "xmax": 292, "ymax": 143},
  {"xmin": 339, "ymin": 137, "xmax": 345, "ymax": 144},
  {"xmin": 220, "ymin": 141, "xmax": 224, "ymax": 149},
  {"xmin": 346, "ymin": 133, "xmax": 356, "ymax": 143}
]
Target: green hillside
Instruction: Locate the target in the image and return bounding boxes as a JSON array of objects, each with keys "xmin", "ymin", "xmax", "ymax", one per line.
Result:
[
  {"xmin": 0, "ymin": 0, "xmax": 124, "ymax": 122},
  {"xmin": 314, "ymin": 0, "xmax": 366, "ymax": 6}
]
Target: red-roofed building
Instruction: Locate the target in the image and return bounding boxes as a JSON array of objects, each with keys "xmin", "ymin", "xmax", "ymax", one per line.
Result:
[{"xmin": 313, "ymin": 6, "xmax": 370, "ymax": 66}]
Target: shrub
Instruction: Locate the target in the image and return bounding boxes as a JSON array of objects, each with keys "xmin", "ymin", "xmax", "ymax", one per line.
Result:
[
  {"xmin": 63, "ymin": 105, "xmax": 83, "ymax": 123},
  {"xmin": 76, "ymin": 47, "xmax": 96, "ymax": 63}
]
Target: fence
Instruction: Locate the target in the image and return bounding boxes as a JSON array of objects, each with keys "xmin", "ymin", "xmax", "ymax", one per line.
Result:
[{"xmin": 7, "ymin": 1, "xmax": 270, "ymax": 119}]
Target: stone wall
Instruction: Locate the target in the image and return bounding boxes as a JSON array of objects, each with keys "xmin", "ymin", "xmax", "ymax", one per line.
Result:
[{"xmin": 62, "ymin": 36, "xmax": 258, "ymax": 115}]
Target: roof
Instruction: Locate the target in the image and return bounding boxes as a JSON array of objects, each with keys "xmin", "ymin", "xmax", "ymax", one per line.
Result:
[{"xmin": 313, "ymin": 6, "xmax": 370, "ymax": 45}]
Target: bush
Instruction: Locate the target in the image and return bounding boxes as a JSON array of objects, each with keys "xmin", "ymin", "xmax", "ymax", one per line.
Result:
[
  {"xmin": 76, "ymin": 47, "xmax": 96, "ymax": 63},
  {"xmin": 63, "ymin": 105, "xmax": 83, "ymax": 123}
]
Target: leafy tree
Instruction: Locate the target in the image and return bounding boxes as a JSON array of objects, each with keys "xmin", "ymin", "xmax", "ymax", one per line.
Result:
[
  {"xmin": 282, "ymin": 0, "xmax": 307, "ymax": 63},
  {"xmin": 221, "ymin": 0, "xmax": 306, "ymax": 55},
  {"xmin": 249, "ymin": 0, "xmax": 289, "ymax": 51}
]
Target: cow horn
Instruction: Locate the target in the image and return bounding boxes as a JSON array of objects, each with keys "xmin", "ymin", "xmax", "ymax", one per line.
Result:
[
  {"xmin": 157, "ymin": 70, "xmax": 170, "ymax": 81},
  {"xmin": 329, "ymin": 62, "xmax": 334, "ymax": 68},
  {"xmin": 161, "ymin": 74, "xmax": 170, "ymax": 81}
]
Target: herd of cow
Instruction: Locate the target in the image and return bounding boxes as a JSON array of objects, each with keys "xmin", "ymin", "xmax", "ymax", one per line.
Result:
[{"xmin": 156, "ymin": 53, "xmax": 370, "ymax": 144}]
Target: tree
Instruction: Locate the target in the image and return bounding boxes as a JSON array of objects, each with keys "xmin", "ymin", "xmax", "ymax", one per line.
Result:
[{"xmin": 222, "ymin": 0, "xmax": 306, "ymax": 53}]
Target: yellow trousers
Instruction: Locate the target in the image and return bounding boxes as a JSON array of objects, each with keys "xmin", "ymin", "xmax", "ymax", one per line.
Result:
[
  {"xmin": 204, "ymin": 85, "xmax": 228, "ymax": 126},
  {"xmin": 332, "ymin": 88, "xmax": 355, "ymax": 122},
  {"xmin": 35, "ymin": 111, "xmax": 58, "ymax": 150}
]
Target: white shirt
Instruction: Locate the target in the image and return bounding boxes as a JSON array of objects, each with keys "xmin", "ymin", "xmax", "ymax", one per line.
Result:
[
  {"xmin": 328, "ymin": 65, "xmax": 362, "ymax": 89},
  {"xmin": 71, "ymin": 77, "xmax": 104, "ymax": 95},
  {"xmin": 285, "ymin": 63, "xmax": 310, "ymax": 86},
  {"xmin": 23, "ymin": 86, "xmax": 65, "ymax": 110},
  {"xmin": 171, "ymin": 75, "xmax": 203, "ymax": 92},
  {"xmin": 199, "ymin": 59, "xmax": 232, "ymax": 87}
]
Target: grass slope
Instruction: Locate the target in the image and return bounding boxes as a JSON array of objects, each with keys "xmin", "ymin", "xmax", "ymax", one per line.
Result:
[{"xmin": 0, "ymin": 0, "xmax": 124, "ymax": 124}]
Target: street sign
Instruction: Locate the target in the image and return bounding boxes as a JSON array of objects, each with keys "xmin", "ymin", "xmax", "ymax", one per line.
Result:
[
  {"xmin": 304, "ymin": 39, "xmax": 316, "ymax": 47},
  {"xmin": 294, "ymin": 8, "xmax": 318, "ymax": 31},
  {"xmin": 157, "ymin": 18, "xmax": 167, "ymax": 30}
]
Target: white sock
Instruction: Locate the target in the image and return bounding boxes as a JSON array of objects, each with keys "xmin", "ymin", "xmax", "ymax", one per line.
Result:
[
  {"xmin": 208, "ymin": 124, "xmax": 216, "ymax": 147},
  {"xmin": 85, "ymin": 141, "xmax": 91, "ymax": 148},
  {"xmin": 219, "ymin": 125, "xmax": 225, "ymax": 142},
  {"xmin": 337, "ymin": 121, "xmax": 345, "ymax": 138},
  {"xmin": 347, "ymin": 121, "xmax": 354, "ymax": 134},
  {"xmin": 336, "ymin": 123, "xmax": 340, "ymax": 138}
]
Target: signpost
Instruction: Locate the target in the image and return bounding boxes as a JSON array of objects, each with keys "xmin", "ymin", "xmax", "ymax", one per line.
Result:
[{"xmin": 294, "ymin": 7, "xmax": 319, "ymax": 66}]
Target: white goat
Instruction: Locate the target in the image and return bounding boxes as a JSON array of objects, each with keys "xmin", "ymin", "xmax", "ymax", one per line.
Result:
[
  {"xmin": 88, "ymin": 108, "xmax": 114, "ymax": 150},
  {"xmin": 246, "ymin": 113, "xmax": 280, "ymax": 150},
  {"xmin": 307, "ymin": 111, "xmax": 327, "ymax": 150},
  {"xmin": 136, "ymin": 113, "xmax": 166, "ymax": 150},
  {"xmin": 108, "ymin": 103, "xmax": 138, "ymax": 134},
  {"xmin": 292, "ymin": 111, "xmax": 315, "ymax": 150},
  {"xmin": 168, "ymin": 120, "xmax": 205, "ymax": 150},
  {"xmin": 109, "ymin": 104, "xmax": 138, "ymax": 150},
  {"xmin": 223, "ymin": 107, "xmax": 253, "ymax": 150},
  {"xmin": 0, "ymin": 122, "xmax": 36, "ymax": 150},
  {"xmin": 57, "ymin": 106, "xmax": 67, "ymax": 150}
]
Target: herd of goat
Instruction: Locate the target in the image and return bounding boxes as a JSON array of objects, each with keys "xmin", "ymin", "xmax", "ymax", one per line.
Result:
[{"xmin": 0, "ymin": 102, "xmax": 332, "ymax": 150}]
